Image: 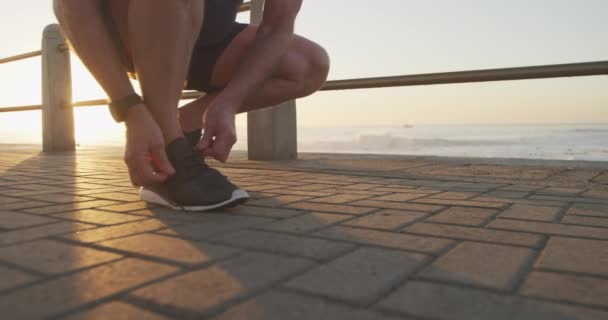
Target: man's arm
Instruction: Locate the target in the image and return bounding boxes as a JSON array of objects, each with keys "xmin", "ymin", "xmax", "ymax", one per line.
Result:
[
  {"xmin": 198, "ymin": 0, "xmax": 302, "ymax": 161},
  {"xmin": 53, "ymin": 0, "xmax": 174, "ymax": 185},
  {"xmin": 214, "ymin": 0, "xmax": 303, "ymax": 110}
]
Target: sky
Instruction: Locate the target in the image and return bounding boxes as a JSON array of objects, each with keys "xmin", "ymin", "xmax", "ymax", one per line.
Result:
[{"xmin": 0, "ymin": 0, "xmax": 607, "ymax": 144}]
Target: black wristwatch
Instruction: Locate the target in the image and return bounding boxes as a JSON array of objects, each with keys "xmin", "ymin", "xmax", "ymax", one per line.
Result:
[{"xmin": 109, "ymin": 93, "xmax": 143, "ymax": 123}]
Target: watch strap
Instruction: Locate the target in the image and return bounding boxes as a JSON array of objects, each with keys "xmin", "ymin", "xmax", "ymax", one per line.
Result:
[{"xmin": 109, "ymin": 94, "xmax": 142, "ymax": 123}]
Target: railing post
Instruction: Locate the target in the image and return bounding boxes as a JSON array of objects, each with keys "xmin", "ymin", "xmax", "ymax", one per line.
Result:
[
  {"xmin": 247, "ymin": 0, "xmax": 298, "ymax": 160},
  {"xmin": 42, "ymin": 24, "xmax": 75, "ymax": 152}
]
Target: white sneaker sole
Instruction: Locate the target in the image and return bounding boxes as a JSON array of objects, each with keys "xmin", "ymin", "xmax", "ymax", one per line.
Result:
[{"xmin": 139, "ymin": 187, "xmax": 250, "ymax": 212}]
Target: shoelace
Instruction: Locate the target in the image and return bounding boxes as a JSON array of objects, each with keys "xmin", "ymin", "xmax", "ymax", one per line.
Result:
[{"xmin": 174, "ymin": 147, "xmax": 210, "ymax": 178}]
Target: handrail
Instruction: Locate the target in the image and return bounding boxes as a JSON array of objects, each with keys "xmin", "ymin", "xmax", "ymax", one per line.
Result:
[
  {"xmin": 0, "ymin": 50, "xmax": 42, "ymax": 64},
  {"xmin": 1, "ymin": 60, "xmax": 607, "ymax": 113},
  {"xmin": 321, "ymin": 61, "xmax": 608, "ymax": 91}
]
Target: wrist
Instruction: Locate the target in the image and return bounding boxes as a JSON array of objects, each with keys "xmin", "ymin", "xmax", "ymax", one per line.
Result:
[
  {"xmin": 214, "ymin": 91, "xmax": 243, "ymax": 114},
  {"xmin": 124, "ymin": 103, "xmax": 147, "ymax": 127}
]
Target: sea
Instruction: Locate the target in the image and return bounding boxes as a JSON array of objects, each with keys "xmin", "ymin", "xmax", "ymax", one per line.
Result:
[{"xmin": 1, "ymin": 118, "xmax": 607, "ymax": 162}]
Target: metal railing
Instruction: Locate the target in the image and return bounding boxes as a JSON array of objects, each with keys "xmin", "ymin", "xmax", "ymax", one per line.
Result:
[{"xmin": 1, "ymin": 0, "xmax": 607, "ymax": 158}]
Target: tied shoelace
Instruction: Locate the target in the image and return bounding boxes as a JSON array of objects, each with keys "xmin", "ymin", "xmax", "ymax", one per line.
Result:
[
  {"xmin": 174, "ymin": 148, "xmax": 230, "ymax": 181},
  {"xmin": 173, "ymin": 147, "xmax": 210, "ymax": 178}
]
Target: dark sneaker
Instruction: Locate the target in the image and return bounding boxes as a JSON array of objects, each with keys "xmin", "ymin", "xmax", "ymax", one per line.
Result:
[{"xmin": 139, "ymin": 137, "xmax": 249, "ymax": 211}]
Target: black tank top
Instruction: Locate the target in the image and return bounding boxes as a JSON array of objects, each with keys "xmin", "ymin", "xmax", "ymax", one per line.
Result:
[{"xmin": 196, "ymin": 0, "xmax": 245, "ymax": 47}]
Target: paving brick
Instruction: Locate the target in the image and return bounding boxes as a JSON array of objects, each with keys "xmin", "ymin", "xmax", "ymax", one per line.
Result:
[
  {"xmin": 62, "ymin": 219, "xmax": 178, "ymax": 244},
  {"xmin": 0, "ymin": 222, "xmax": 95, "ymax": 246},
  {"xmin": 217, "ymin": 205, "xmax": 304, "ymax": 218},
  {"xmin": 537, "ymin": 187, "xmax": 585, "ymax": 196},
  {"xmin": 404, "ymin": 222, "xmax": 543, "ymax": 247},
  {"xmin": 285, "ymin": 183, "xmax": 336, "ymax": 191},
  {"xmin": 212, "ymin": 229, "xmax": 353, "ymax": 260},
  {"xmin": 309, "ymin": 194, "xmax": 374, "ymax": 204},
  {"xmin": 369, "ymin": 193, "xmax": 427, "ymax": 202},
  {"xmin": 287, "ymin": 202, "xmax": 376, "ymax": 215},
  {"xmin": 428, "ymin": 191, "xmax": 478, "ymax": 200},
  {"xmin": 0, "ymin": 200, "xmax": 52, "ymax": 211},
  {"xmin": 22, "ymin": 194, "xmax": 96, "ymax": 204},
  {"xmin": 54, "ymin": 209, "xmax": 147, "ymax": 226},
  {"xmin": 23, "ymin": 200, "xmax": 121, "ymax": 215},
  {"xmin": 287, "ymin": 247, "xmax": 428, "ymax": 304},
  {"xmin": 499, "ymin": 184, "xmax": 546, "ymax": 192},
  {"xmin": 498, "ymin": 204, "xmax": 562, "ymax": 222},
  {"xmin": 0, "ymin": 210, "xmax": 58, "ymax": 229},
  {"xmin": 420, "ymin": 242, "xmax": 535, "ymax": 291},
  {"xmin": 350, "ymin": 199, "xmax": 444, "ymax": 213},
  {"xmin": 315, "ymin": 226, "xmax": 453, "ymax": 255},
  {"xmin": 378, "ymin": 281, "xmax": 608, "ymax": 320},
  {"xmin": 343, "ymin": 209, "xmax": 428, "ymax": 230},
  {"xmin": 262, "ymin": 188, "xmax": 335, "ymax": 198},
  {"xmin": 131, "ymin": 252, "xmax": 314, "ymax": 315},
  {"xmin": 566, "ymin": 203, "xmax": 608, "ymax": 218},
  {"xmin": 487, "ymin": 219, "xmax": 608, "ymax": 240},
  {"xmin": 581, "ymin": 189, "xmax": 608, "ymax": 199},
  {"xmin": 0, "ymin": 258, "xmax": 177, "ymax": 320},
  {"xmin": 247, "ymin": 195, "xmax": 312, "ymax": 207},
  {"xmin": 520, "ymin": 271, "xmax": 608, "ymax": 308},
  {"xmin": 157, "ymin": 215, "xmax": 273, "ymax": 239},
  {"xmin": 473, "ymin": 196, "xmax": 567, "ymax": 207},
  {"xmin": 484, "ymin": 191, "xmax": 530, "ymax": 199},
  {"xmin": 257, "ymin": 212, "xmax": 351, "ymax": 234},
  {"xmin": 0, "ymin": 239, "xmax": 121, "ymax": 274},
  {"xmin": 561, "ymin": 215, "xmax": 608, "ymax": 228},
  {"xmin": 426, "ymin": 207, "xmax": 498, "ymax": 226},
  {"xmin": 331, "ymin": 189, "xmax": 389, "ymax": 196},
  {"xmin": 212, "ymin": 290, "xmax": 402, "ymax": 320},
  {"xmin": 98, "ymin": 233, "xmax": 238, "ymax": 265},
  {"xmin": 97, "ymin": 201, "xmax": 154, "ymax": 213},
  {"xmin": 247, "ymin": 183, "xmax": 306, "ymax": 191},
  {"xmin": 412, "ymin": 198, "xmax": 507, "ymax": 209},
  {"xmin": 87, "ymin": 192, "xmax": 141, "ymax": 202},
  {"xmin": 536, "ymin": 237, "xmax": 608, "ymax": 277},
  {"xmin": 64, "ymin": 301, "xmax": 171, "ymax": 320},
  {"xmin": 0, "ymin": 266, "xmax": 38, "ymax": 291},
  {"xmin": 0, "ymin": 195, "xmax": 27, "ymax": 204},
  {"xmin": 341, "ymin": 183, "xmax": 386, "ymax": 190},
  {"xmin": 530, "ymin": 195, "xmax": 608, "ymax": 205}
]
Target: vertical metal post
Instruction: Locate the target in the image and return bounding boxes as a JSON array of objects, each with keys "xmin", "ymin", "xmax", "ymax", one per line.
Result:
[
  {"xmin": 42, "ymin": 24, "xmax": 75, "ymax": 152},
  {"xmin": 247, "ymin": 0, "xmax": 298, "ymax": 160}
]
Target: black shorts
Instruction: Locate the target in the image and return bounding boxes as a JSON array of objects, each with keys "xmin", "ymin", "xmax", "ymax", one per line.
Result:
[{"xmin": 185, "ymin": 22, "xmax": 248, "ymax": 93}]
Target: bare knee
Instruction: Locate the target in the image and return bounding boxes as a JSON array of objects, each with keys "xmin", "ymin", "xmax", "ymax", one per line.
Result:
[
  {"xmin": 308, "ymin": 44, "xmax": 330, "ymax": 90},
  {"xmin": 300, "ymin": 43, "xmax": 329, "ymax": 96}
]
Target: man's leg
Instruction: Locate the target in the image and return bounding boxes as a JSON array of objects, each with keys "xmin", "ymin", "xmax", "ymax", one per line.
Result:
[
  {"xmin": 127, "ymin": 0, "xmax": 204, "ymax": 142},
  {"xmin": 179, "ymin": 25, "xmax": 330, "ymax": 133}
]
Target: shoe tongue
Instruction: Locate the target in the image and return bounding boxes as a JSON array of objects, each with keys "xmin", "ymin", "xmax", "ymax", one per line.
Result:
[
  {"xmin": 183, "ymin": 129, "xmax": 202, "ymax": 147},
  {"xmin": 165, "ymin": 137, "xmax": 195, "ymax": 168}
]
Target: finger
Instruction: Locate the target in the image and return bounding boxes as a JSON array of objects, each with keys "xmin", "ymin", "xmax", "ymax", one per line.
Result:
[
  {"xmin": 150, "ymin": 145, "xmax": 175, "ymax": 176},
  {"xmin": 200, "ymin": 147, "xmax": 214, "ymax": 158},
  {"xmin": 124, "ymin": 157, "xmax": 141, "ymax": 187},
  {"xmin": 213, "ymin": 137, "xmax": 235, "ymax": 163},
  {"xmin": 135, "ymin": 156, "xmax": 167, "ymax": 186},
  {"xmin": 127, "ymin": 163, "xmax": 141, "ymax": 187},
  {"xmin": 198, "ymin": 127, "xmax": 214, "ymax": 151}
]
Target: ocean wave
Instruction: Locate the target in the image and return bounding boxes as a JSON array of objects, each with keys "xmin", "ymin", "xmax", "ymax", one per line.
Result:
[
  {"xmin": 571, "ymin": 129, "xmax": 608, "ymax": 133},
  {"xmin": 357, "ymin": 134, "xmax": 511, "ymax": 148},
  {"xmin": 299, "ymin": 134, "xmax": 512, "ymax": 153}
]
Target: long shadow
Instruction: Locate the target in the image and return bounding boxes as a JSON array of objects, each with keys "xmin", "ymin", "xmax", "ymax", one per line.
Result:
[{"xmin": 0, "ymin": 151, "xmax": 599, "ymax": 319}]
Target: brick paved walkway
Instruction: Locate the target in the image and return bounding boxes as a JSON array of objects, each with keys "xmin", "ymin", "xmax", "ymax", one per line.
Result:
[{"xmin": 0, "ymin": 146, "xmax": 607, "ymax": 319}]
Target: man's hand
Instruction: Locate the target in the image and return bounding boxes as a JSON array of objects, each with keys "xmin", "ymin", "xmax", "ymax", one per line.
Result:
[
  {"xmin": 197, "ymin": 98, "xmax": 239, "ymax": 163},
  {"xmin": 124, "ymin": 104, "xmax": 175, "ymax": 186}
]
